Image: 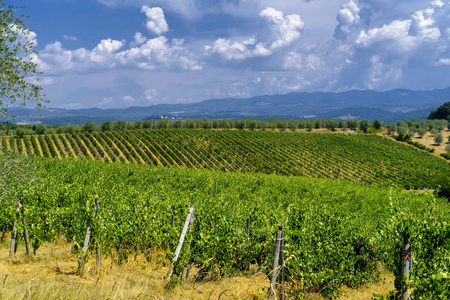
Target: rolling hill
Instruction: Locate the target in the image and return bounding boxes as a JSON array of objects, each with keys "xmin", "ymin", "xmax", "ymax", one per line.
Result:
[{"xmin": 5, "ymin": 87, "xmax": 450, "ymax": 125}]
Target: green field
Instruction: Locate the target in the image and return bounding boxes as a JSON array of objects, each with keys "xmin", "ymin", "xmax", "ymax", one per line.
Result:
[
  {"xmin": 1, "ymin": 129, "xmax": 449, "ymax": 189},
  {"xmin": 1, "ymin": 153, "xmax": 450, "ymax": 298}
]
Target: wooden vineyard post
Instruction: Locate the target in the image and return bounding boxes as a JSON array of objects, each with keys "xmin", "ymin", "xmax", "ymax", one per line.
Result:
[
  {"xmin": 247, "ymin": 217, "xmax": 251, "ymax": 236},
  {"xmin": 280, "ymin": 228, "xmax": 286, "ymax": 300},
  {"xmin": 9, "ymin": 200, "xmax": 20, "ymax": 257},
  {"xmin": 269, "ymin": 225, "xmax": 284, "ymax": 300},
  {"xmin": 21, "ymin": 201, "xmax": 31, "ymax": 258},
  {"xmin": 78, "ymin": 198, "xmax": 100, "ymax": 274},
  {"xmin": 82, "ymin": 198, "xmax": 100, "ymax": 254},
  {"xmin": 401, "ymin": 241, "xmax": 412, "ymax": 300},
  {"xmin": 1, "ymin": 226, "xmax": 6, "ymax": 243},
  {"xmin": 166, "ymin": 205, "xmax": 195, "ymax": 282},
  {"xmin": 182, "ymin": 209, "xmax": 195, "ymax": 284}
]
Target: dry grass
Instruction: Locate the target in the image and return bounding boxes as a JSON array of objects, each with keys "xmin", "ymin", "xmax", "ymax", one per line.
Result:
[
  {"xmin": 410, "ymin": 129, "xmax": 450, "ymax": 156},
  {"xmin": 0, "ymin": 237, "xmax": 396, "ymax": 300},
  {"xmin": 0, "ymin": 238, "xmax": 269, "ymax": 300}
]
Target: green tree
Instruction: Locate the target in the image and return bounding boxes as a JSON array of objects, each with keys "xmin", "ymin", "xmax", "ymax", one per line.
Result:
[
  {"xmin": 434, "ymin": 133, "xmax": 444, "ymax": 145},
  {"xmin": 359, "ymin": 120, "xmax": 369, "ymax": 133},
  {"xmin": 347, "ymin": 119, "xmax": 358, "ymax": 131},
  {"xmin": 428, "ymin": 101, "xmax": 450, "ymax": 120},
  {"xmin": 417, "ymin": 127, "xmax": 427, "ymax": 138},
  {"xmin": 372, "ymin": 119, "xmax": 382, "ymax": 130},
  {"xmin": 0, "ymin": 1, "xmax": 46, "ymax": 118},
  {"xmin": 34, "ymin": 123, "xmax": 47, "ymax": 135},
  {"xmin": 133, "ymin": 120, "xmax": 142, "ymax": 129},
  {"xmin": 101, "ymin": 120, "xmax": 114, "ymax": 131},
  {"xmin": 218, "ymin": 119, "xmax": 230, "ymax": 129},
  {"xmin": 15, "ymin": 127, "xmax": 25, "ymax": 138},
  {"xmin": 235, "ymin": 119, "xmax": 247, "ymax": 130},
  {"xmin": 247, "ymin": 119, "xmax": 258, "ymax": 130},
  {"xmin": 82, "ymin": 121, "xmax": 96, "ymax": 133}
]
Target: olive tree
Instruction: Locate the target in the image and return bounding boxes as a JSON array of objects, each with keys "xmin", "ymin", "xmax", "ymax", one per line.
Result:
[
  {"xmin": 434, "ymin": 133, "xmax": 444, "ymax": 145},
  {"xmin": 1, "ymin": 1, "xmax": 45, "ymax": 118}
]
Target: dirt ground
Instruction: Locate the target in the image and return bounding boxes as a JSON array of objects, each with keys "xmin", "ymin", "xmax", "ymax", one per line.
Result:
[{"xmin": 409, "ymin": 129, "xmax": 450, "ymax": 156}]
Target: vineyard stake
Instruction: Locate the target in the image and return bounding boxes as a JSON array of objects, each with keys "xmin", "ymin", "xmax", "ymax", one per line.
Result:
[
  {"xmin": 166, "ymin": 204, "xmax": 194, "ymax": 281},
  {"xmin": 82, "ymin": 198, "xmax": 100, "ymax": 254},
  {"xmin": 280, "ymin": 229, "xmax": 286, "ymax": 300},
  {"xmin": 269, "ymin": 225, "xmax": 284, "ymax": 300},
  {"xmin": 9, "ymin": 200, "xmax": 20, "ymax": 257},
  {"xmin": 182, "ymin": 210, "xmax": 195, "ymax": 284},
  {"xmin": 69, "ymin": 241, "xmax": 74, "ymax": 254},
  {"xmin": 78, "ymin": 198, "xmax": 100, "ymax": 274},
  {"xmin": 181, "ymin": 243, "xmax": 191, "ymax": 284},
  {"xmin": 1, "ymin": 227, "xmax": 5, "ymax": 243},
  {"xmin": 96, "ymin": 243, "xmax": 102, "ymax": 269},
  {"xmin": 247, "ymin": 218, "xmax": 251, "ymax": 236},
  {"xmin": 401, "ymin": 241, "xmax": 412, "ymax": 300},
  {"xmin": 21, "ymin": 201, "xmax": 31, "ymax": 258}
]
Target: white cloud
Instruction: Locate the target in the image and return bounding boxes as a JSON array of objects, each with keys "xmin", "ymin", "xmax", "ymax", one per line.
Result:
[
  {"xmin": 205, "ymin": 7, "xmax": 303, "ymax": 61},
  {"xmin": 132, "ymin": 32, "xmax": 147, "ymax": 46},
  {"xmin": 97, "ymin": 97, "xmax": 114, "ymax": 107},
  {"xmin": 36, "ymin": 36, "xmax": 201, "ymax": 75},
  {"xmin": 63, "ymin": 35, "xmax": 78, "ymax": 41},
  {"xmin": 334, "ymin": 0, "xmax": 361, "ymax": 39},
  {"xmin": 431, "ymin": 0, "xmax": 445, "ymax": 8},
  {"xmin": 36, "ymin": 0, "xmax": 450, "ymax": 109},
  {"xmin": 141, "ymin": 6, "xmax": 169, "ymax": 36},
  {"xmin": 145, "ymin": 89, "xmax": 158, "ymax": 101},
  {"xmin": 117, "ymin": 36, "xmax": 202, "ymax": 70},
  {"xmin": 258, "ymin": 7, "xmax": 304, "ymax": 50},
  {"xmin": 356, "ymin": 20, "xmax": 413, "ymax": 49},
  {"xmin": 122, "ymin": 95, "xmax": 135, "ymax": 104},
  {"xmin": 38, "ymin": 77, "xmax": 55, "ymax": 86},
  {"xmin": 91, "ymin": 38, "xmax": 124, "ymax": 64},
  {"xmin": 367, "ymin": 55, "xmax": 402, "ymax": 88},
  {"xmin": 438, "ymin": 58, "xmax": 450, "ymax": 65}
]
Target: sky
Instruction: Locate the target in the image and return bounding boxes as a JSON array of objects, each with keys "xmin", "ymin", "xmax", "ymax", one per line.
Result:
[{"xmin": 11, "ymin": 0, "xmax": 450, "ymax": 109}]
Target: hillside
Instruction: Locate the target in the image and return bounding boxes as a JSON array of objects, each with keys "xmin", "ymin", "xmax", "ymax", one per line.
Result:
[
  {"xmin": 5, "ymin": 87, "xmax": 450, "ymax": 125},
  {"xmin": 1, "ymin": 129, "xmax": 448, "ymax": 189},
  {"xmin": 2, "ymin": 159, "xmax": 450, "ymax": 299}
]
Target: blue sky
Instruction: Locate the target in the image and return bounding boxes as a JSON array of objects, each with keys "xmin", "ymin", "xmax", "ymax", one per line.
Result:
[{"xmin": 12, "ymin": 0, "xmax": 450, "ymax": 109}]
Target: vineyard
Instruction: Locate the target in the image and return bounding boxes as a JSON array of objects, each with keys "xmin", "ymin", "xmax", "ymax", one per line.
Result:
[
  {"xmin": 1, "ymin": 129, "xmax": 449, "ymax": 189},
  {"xmin": 1, "ymin": 158, "xmax": 450, "ymax": 299}
]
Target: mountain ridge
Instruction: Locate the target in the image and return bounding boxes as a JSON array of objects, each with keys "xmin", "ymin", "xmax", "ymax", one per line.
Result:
[{"xmin": 5, "ymin": 87, "xmax": 450, "ymax": 125}]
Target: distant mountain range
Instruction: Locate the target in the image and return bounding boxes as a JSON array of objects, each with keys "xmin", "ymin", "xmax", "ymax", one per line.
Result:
[{"xmin": 5, "ymin": 87, "xmax": 450, "ymax": 126}]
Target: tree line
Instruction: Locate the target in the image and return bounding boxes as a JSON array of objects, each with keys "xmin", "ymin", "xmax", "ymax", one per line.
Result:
[{"xmin": 1, "ymin": 117, "xmax": 449, "ymax": 138}]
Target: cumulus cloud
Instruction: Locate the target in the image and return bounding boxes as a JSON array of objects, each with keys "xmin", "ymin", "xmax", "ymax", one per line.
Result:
[
  {"xmin": 330, "ymin": 0, "xmax": 450, "ymax": 91},
  {"xmin": 35, "ymin": 39, "xmax": 124, "ymax": 74},
  {"xmin": 141, "ymin": 6, "xmax": 169, "ymax": 36},
  {"xmin": 356, "ymin": 20, "xmax": 413, "ymax": 49},
  {"xmin": 205, "ymin": 7, "xmax": 303, "ymax": 61},
  {"xmin": 132, "ymin": 32, "xmax": 147, "ymax": 46},
  {"xmin": 334, "ymin": 0, "xmax": 361, "ymax": 40},
  {"xmin": 36, "ymin": 36, "xmax": 201, "ymax": 75},
  {"xmin": 258, "ymin": 7, "xmax": 304, "ymax": 50},
  {"xmin": 117, "ymin": 36, "xmax": 202, "ymax": 70},
  {"xmin": 36, "ymin": 0, "xmax": 450, "ymax": 108}
]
